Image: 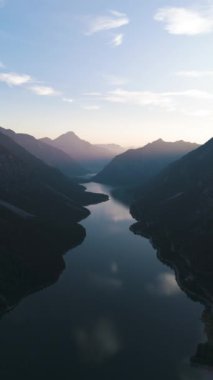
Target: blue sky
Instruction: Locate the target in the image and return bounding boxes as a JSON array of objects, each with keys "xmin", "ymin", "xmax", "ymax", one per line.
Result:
[{"xmin": 0, "ymin": 0, "xmax": 213, "ymax": 146}]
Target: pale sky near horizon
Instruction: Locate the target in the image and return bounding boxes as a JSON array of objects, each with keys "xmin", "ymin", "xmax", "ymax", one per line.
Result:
[{"xmin": 0, "ymin": 0, "xmax": 213, "ymax": 147}]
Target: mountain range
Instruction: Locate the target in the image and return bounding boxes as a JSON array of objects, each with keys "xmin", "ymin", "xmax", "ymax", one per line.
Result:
[
  {"xmin": 41, "ymin": 131, "xmax": 125, "ymax": 172},
  {"xmin": 0, "ymin": 126, "xmax": 87, "ymax": 178},
  {"xmin": 131, "ymin": 137, "xmax": 213, "ymax": 238},
  {"xmin": 94, "ymin": 139, "xmax": 199, "ymax": 186},
  {"xmin": 0, "ymin": 129, "xmax": 109, "ymax": 315},
  {"xmin": 0, "ymin": 130, "xmax": 108, "ymax": 261}
]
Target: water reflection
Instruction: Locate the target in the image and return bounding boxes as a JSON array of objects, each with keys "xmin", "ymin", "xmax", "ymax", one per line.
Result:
[
  {"xmin": 0, "ymin": 182, "xmax": 209, "ymax": 380},
  {"xmin": 146, "ymin": 272, "xmax": 181, "ymax": 297},
  {"xmin": 74, "ymin": 318, "xmax": 122, "ymax": 363}
]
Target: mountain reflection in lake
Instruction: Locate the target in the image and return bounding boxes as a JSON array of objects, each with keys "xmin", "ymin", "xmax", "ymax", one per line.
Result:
[{"xmin": 0, "ymin": 183, "xmax": 211, "ymax": 379}]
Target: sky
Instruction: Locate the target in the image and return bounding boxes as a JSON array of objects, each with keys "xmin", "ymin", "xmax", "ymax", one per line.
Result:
[{"xmin": 0, "ymin": 0, "xmax": 213, "ymax": 147}]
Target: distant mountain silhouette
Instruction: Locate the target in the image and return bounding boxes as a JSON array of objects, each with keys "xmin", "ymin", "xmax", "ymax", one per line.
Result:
[
  {"xmin": 94, "ymin": 139, "xmax": 199, "ymax": 186},
  {"xmin": 41, "ymin": 131, "xmax": 125, "ymax": 172},
  {"xmin": 0, "ymin": 131, "xmax": 108, "ymax": 223},
  {"xmin": 131, "ymin": 137, "xmax": 213, "ymax": 232},
  {"xmin": 0, "ymin": 127, "xmax": 87, "ymax": 177}
]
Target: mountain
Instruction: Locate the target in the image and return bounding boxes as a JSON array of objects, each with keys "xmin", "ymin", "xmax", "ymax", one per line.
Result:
[
  {"xmin": 130, "ymin": 137, "xmax": 213, "ymax": 230},
  {"xmin": 94, "ymin": 139, "xmax": 199, "ymax": 186},
  {"xmin": 0, "ymin": 131, "xmax": 108, "ymax": 221},
  {"xmin": 130, "ymin": 137, "xmax": 213, "ymax": 368},
  {"xmin": 40, "ymin": 131, "xmax": 125, "ymax": 172},
  {"xmin": 0, "ymin": 131, "xmax": 108, "ymax": 257},
  {"xmin": 131, "ymin": 197, "xmax": 213, "ymax": 368},
  {"xmin": 0, "ymin": 127, "xmax": 87, "ymax": 177},
  {"xmin": 0, "ymin": 131, "xmax": 108, "ymax": 315}
]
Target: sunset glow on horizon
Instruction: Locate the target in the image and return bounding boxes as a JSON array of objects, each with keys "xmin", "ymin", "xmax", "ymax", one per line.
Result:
[{"xmin": 0, "ymin": 0, "xmax": 213, "ymax": 146}]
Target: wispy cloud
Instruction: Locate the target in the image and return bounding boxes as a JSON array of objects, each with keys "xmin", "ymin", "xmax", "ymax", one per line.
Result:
[
  {"xmin": 86, "ymin": 10, "xmax": 129, "ymax": 35},
  {"xmin": 165, "ymin": 89, "xmax": 213, "ymax": 100},
  {"xmin": 84, "ymin": 92, "xmax": 102, "ymax": 97},
  {"xmin": 104, "ymin": 89, "xmax": 175, "ymax": 109},
  {"xmin": 182, "ymin": 109, "xmax": 213, "ymax": 117},
  {"xmin": 30, "ymin": 85, "xmax": 60, "ymax": 96},
  {"xmin": 176, "ymin": 70, "xmax": 213, "ymax": 78},
  {"xmin": 104, "ymin": 88, "xmax": 213, "ymax": 106},
  {"xmin": 0, "ymin": 68, "xmax": 62, "ymax": 98},
  {"xmin": 98, "ymin": 87, "xmax": 213, "ymax": 120},
  {"xmin": 83, "ymin": 105, "xmax": 100, "ymax": 111},
  {"xmin": 0, "ymin": 61, "xmax": 5, "ymax": 69},
  {"xmin": 154, "ymin": 6, "xmax": 213, "ymax": 35},
  {"xmin": 0, "ymin": 72, "xmax": 32, "ymax": 86},
  {"xmin": 62, "ymin": 97, "xmax": 74, "ymax": 103},
  {"xmin": 111, "ymin": 33, "xmax": 124, "ymax": 47}
]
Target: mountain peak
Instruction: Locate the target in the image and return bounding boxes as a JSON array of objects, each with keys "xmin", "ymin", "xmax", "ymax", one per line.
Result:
[{"xmin": 55, "ymin": 131, "xmax": 79, "ymax": 140}]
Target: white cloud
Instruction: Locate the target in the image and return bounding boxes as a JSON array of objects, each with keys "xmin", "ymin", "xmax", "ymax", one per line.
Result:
[
  {"xmin": 84, "ymin": 92, "xmax": 102, "ymax": 96},
  {"xmin": 103, "ymin": 88, "xmax": 213, "ymax": 110},
  {"xmin": 74, "ymin": 318, "xmax": 121, "ymax": 363},
  {"xmin": 176, "ymin": 70, "xmax": 213, "ymax": 78},
  {"xmin": 83, "ymin": 105, "xmax": 100, "ymax": 111},
  {"xmin": 0, "ymin": 72, "xmax": 32, "ymax": 86},
  {"xmin": 62, "ymin": 97, "xmax": 73, "ymax": 103},
  {"xmin": 111, "ymin": 33, "xmax": 124, "ymax": 47},
  {"xmin": 0, "ymin": 68, "xmax": 62, "ymax": 98},
  {"xmin": 147, "ymin": 273, "xmax": 180, "ymax": 296},
  {"xmin": 165, "ymin": 89, "xmax": 213, "ymax": 100},
  {"xmin": 182, "ymin": 109, "xmax": 213, "ymax": 117},
  {"xmin": 105, "ymin": 89, "xmax": 175, "ymax": 110},
  {"xmin": 86, "ymin": 10, "xmax": 129, "ymax": 35},
  {"xmin": 30, "ymin": 85, "xmax": 60, "ymax": 96},
  {"xmin": 154, "ymin": 7, "xmax": 213, "ymax": 35}
]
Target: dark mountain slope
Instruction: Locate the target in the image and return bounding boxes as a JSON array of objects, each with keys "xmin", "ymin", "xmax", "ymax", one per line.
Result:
[
  {"xmin": 0, "ymin": 131, "xmax": 108, "ymax": 315},
  {"xmin": 41, "ymin": 131, "xmax": 125, "ymax": 171},
  {"xmin": 130, "ymin": 139, "xmax": 213, "ymax": 368},
  {"xmin": 0, "ymin": 127, "xmax": 87, "ymax": 177},
  {"xmin": 0, "ymin": 131, "xmax": 107, "ymax": 223},
  {"xmin": 131, "ymin": 137, "xmax": 213, "ymax": 226},
  {"xmin": 94, "ymin": 139, "xmax": 199, "ymax": 186}
]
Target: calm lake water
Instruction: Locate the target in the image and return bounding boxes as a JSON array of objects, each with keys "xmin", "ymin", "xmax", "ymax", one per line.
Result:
[{"xmin": 0, "ymin": 183, "xmax": 211, "ymax": 380}]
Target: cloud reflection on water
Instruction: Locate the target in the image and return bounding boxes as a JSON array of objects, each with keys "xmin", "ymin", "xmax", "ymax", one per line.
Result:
[
  {"xmin": 74, "ymin": 318, "xmax": 122, "ymax": 363},
  {"xmin": 146, "ymin": 273, "xmax": 181, "ymax": 297}
]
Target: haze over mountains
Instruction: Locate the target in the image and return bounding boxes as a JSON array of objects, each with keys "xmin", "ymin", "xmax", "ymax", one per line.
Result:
[
  {"xmin": 41, "ymin": 131, "xmax": 125, "ymax": 172},
  {"xmin": 94, "ymin": 139, "xmax": 199, "ymax": 186},
  {"xmin": 0, "ymin": 127, "xmax": 86, "ymax": 178}
]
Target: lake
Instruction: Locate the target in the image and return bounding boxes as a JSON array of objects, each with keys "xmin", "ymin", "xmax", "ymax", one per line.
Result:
[{"xmin": 0, "ymin": 183, "xmax": 211, "ymax": 380}]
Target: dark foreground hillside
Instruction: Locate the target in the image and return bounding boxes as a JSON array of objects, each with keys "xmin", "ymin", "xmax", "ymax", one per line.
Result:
[
  {"xmin": 130, "ymin": 138, "xmax": 213, "ymax": 274},
  {"xmin": 0, "ymin": 126, "xmax": 87, "ymax": 177},
  {"xmin": 0, "ymin": 131, "xmax": 108, "ymax": 316},
  {"xmin": 130, "ymin": 138, "xmax": 213, "ymax": 367}
]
